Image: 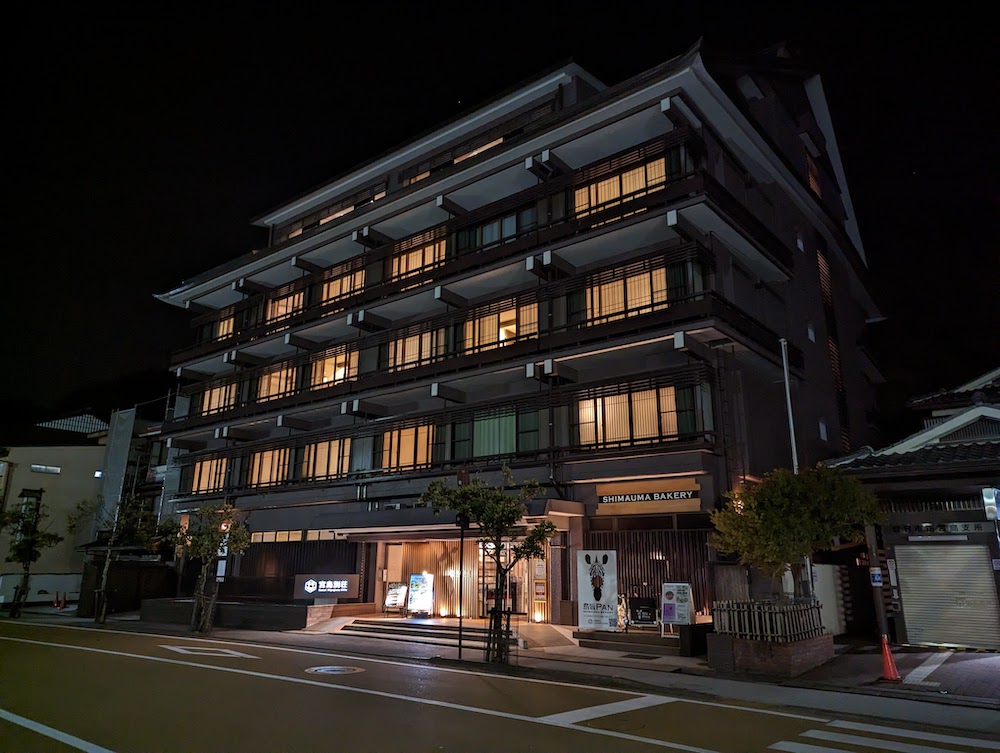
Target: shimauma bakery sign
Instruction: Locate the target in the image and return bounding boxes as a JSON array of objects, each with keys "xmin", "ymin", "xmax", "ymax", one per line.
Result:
[{"xmin": 595, "ymin": 478, "xmax": 702, "ymax": 511}]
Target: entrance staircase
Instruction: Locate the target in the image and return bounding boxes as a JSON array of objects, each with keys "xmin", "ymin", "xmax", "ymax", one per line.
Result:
[
  {"xmin": 573, "ymin": 628, "xmax": 680, "ymax": 656},
  {"xmin": 336, "ymin": 618, "xmax": 521, "ymax": 648}
]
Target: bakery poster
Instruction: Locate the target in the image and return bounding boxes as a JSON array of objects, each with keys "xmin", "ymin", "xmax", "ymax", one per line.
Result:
[{"xmin": 577, "ymin": 550, "xmax": 618, "ymax": 631}]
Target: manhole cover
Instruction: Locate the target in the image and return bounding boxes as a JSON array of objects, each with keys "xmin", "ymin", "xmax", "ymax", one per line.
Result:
[
  {"xmin": 305, "ymin": 666, "xmax": 365, "ymax": 675},
  {"xmin": 621, "ymin": 653, "xmax": 660, "ymax": 660}
]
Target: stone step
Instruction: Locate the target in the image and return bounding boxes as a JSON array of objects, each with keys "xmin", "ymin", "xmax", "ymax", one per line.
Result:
[
  {"xmin": 572, "ymin": 629, "xmax": 679, "ymax": 646},
  {"xmin": 350, "ymin": 619, "xmax": 492, "ymax": 636},
  {"xmin": 576, "ymin": 637, "xmax": 680, "ymax": 656}
]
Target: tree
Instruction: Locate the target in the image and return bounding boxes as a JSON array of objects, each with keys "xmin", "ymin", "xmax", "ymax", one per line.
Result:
[
  {"xmin": 68, "ymin": 494, "xmax": 166, "ymax": 623},
  {"xmin": 1, "ymin": 497, "xmax": 64, "ymax": 618},
  {"xmin": 710, "ymin": 466, "xmax": 883, "ymax": 598},
  {"xmin": 420, "ymin": 469, "xmax": 555, "ymax": 663},
  {"xmin": 171, "ymin": 503, "xmax": 251, "ymax": 633}
]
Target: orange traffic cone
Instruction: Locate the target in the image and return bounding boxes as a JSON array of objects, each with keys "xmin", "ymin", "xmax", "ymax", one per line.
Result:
[
  {"xmin": 53, "ymin": 592, "xmax": 59, "ymax": 608},
  {"xmin": 59, "ymin": 593, "xmax": 67, "ymax": 610},
  {"xmin": 880, "ymin": 634, "xmax": 901, "ymax": 682}
]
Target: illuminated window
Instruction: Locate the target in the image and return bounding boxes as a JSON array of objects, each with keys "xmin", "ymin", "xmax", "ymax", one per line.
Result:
[
  {"xmin": 191, "ymin": 458, "xmax": 227, "ymax": 493},
  {"xmin": 319, "ymin": 205, "xmax": 354, "ymax": 225},
  {"xmin": 380, "ymin": 425, "xmax": 434, "ymax": 471},
  {"xmin": 301, "ymin": 438, "xmax": 351, "ymax": 480},
  {"xmin": 453, "ymin": 137, "xmax": 503, "ymax": 164},
  {"xmin": 248, "ymin": 448, "xmax": 289, "ymax": 487},
  {"xmin": 30, "ymin": 464, "xmax": 61, "ymax": 475},
  {"xmin": 576, "ymin": 386, "xmax": 701, "ymax": 447},
  {"xmin": 216, "ymin": 316, "xmax": 234, "ymax": 340},
  {"xmin": 404, "ymin": 170, "xmax": 431, "ymax": 187},
  {"xmin": 258, "ymin": 366, "xmax": 296, "ymax": 401},
  {"xmin": 464, "ymin": 305, "xmax": 538, "ymax": 352},
  {"xmin": 582, "ymin": 268, "xmax": 669, "ymax": 323},
  {"xmin": 310, "ymin": 351, "xmax": 358, "ymax": 387},
  {"xmin": 806, "ymin": 153, "xmax": 822, "ymax": 197},
  {"xmin": 386, "ymin": 332, "xmax": 436, "ymax": 370},
  {"xmin": 266, "ymin": 292, "xmax": 304, "ymax": 324},
  {"xmin": 201, "ymin": 383, "xmax": 236, "ymax": 414},
  {"xmin": 573, "ymin": 155, "xmax": 676, "ymax": 218},
  {"xmin": 391, "ymin": 239, "xmax": 446, "ymax": 282},
  {"xmin": 452, "ymin": 410, "xmax": 537, "ymax": 460},
  {"xmin": 321, "ymin": 270, "xmax": 365, "ymax": 304}
]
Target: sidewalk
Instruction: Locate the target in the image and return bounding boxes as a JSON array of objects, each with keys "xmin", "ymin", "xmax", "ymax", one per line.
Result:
[{"xmin": 10, "ymin": 607, "xmax": 999, "ymax": 736}]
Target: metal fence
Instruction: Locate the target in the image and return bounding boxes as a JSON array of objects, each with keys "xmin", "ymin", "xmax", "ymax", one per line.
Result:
[{"xmin": 712, "ymin": 600, "xmax": 826, "ymax": 643}]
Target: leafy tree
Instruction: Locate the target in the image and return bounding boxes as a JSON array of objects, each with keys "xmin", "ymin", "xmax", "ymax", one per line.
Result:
[
  {"xmin": 420, "ymin": 469, "xmax": 555, "ymax": 663},
  {"xmin": 170, "ymin": 503, "xmax": 251, "ymax": 633},
  {"xmin": 710, "ymin": 466, "xmax": 883, "ymax": 598},
  {"xmin": 1, "ymin": 498, "xmax": 64, "ymax": 618},
  {"xmin": 68, "ymin": 494, "xmax": 167, "ymax": 623}
]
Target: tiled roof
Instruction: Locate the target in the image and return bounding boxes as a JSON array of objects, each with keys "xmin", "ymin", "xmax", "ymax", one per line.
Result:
[
  {"xmin": 907, "ymin": 366, "xmax": 1000, "ymax": 409},
  {"xmin": 837, "ymin": 440, "xmax": 1000, "ymax": 471}
]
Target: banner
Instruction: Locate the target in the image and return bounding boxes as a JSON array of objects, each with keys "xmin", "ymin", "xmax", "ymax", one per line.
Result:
[{"xmin": 577, "ymin": 550, "xmax": 618, "ymax": 631}]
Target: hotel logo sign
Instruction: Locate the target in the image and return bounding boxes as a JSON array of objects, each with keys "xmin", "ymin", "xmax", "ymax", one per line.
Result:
[{"xmin": 293, "ymin": 573, "xmax": 360, "ymax": 599}]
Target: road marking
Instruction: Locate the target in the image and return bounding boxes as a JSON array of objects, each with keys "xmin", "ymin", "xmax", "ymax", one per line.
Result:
[
  {"xmin": 0, "ymin": 707, "xmax": 117, "ymax": 753},
  {"xmin": 679, "ymin": 698, "xmax": 827, "ymax": 722},
  {"xmin": 902, "ymin": 651, "xmax": 952, "ymax": 685},
  {"xmin": 828, "ymin": 720, "xmax": 1000, "ymax": 749},
  {"xmin": 4, "ymin": 621, "xmax": 639, "ymax": 696},
  {"xmin": 802, "ymin": 729, "xmax": 963, "ymax": 752},
  {"xmin": 539, "ymin": 695, "xmax": 675, "ymax": 725},
  {"xmin": 160, "ymin": 645, "xmax": 259, "ymax": 659},
  {"xmin": 0, "ymin": 636, "xmax": 716, "ymax": 753},
  {"xmin": 770, "ymin": 743, "xmax": 849, "ymax": 753}
]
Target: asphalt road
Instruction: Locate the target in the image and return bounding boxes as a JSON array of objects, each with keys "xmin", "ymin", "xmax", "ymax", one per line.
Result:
[{"xmin": 1, "ymin": 620, "xmax": 997, "ymax": 753}]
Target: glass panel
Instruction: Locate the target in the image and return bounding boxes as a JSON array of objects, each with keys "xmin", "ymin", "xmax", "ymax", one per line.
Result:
[
  {"xmin": 258, "ymin": 367, "xmax": 296, "ymax": 401},
  {"xmin": 311, "ymin": 351, "xmax": 358, "ymax": 386},
  {"xmin": 267, "ymin": 292, "xmax": 304, "ymax": 324},
  {"xmin": 631, "ymin": 389, "xmax": 659, "ymax": 440},
  {"xmin": 659, "ymin": 386, "xmax": 678, "ymax": 437},
  {"xmin": 603, "ymin": 393, "xmax": 630, "ymax": 443}
]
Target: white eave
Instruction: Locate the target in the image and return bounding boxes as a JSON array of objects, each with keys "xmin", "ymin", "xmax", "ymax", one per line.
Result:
[{"xmin": 874, "ymin": 406, "xmax": 1000, "ymax": 456}]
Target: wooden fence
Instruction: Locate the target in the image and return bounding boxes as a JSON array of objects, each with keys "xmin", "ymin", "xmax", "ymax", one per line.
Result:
[{"xmin": 712, "ymin": 600, "xmax": 826, "ymax": 643}]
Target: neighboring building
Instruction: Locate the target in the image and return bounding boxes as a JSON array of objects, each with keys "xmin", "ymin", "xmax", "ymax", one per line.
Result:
[
  {"xmin": 0, "ymin": 415, "xmax": 108, "ymax": 605},
  {"xmin": 155, "ymin": 41, "xmax": 880, "ymax": 623},
  {"xmin": 831, "ymin": 367, "xmax": 1000, "ymax": 650}
]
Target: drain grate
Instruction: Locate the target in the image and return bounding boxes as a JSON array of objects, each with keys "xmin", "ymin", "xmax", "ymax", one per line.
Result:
[{"xmin": 621, "ymin": 653, "xmax": 660, "ymax": 660}]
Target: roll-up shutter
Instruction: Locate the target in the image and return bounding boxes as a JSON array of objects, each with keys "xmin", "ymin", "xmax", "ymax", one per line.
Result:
[{"xmin": 895, "ymin": 544, "xmax": 1000, "ymax": 650}]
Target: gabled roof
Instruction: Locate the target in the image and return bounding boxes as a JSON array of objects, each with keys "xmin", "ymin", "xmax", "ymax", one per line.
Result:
[
  {"xmin": 906, "ymin": 366, "xmax": 1000, "ymax": 410},
  {"xmin": 829, "ymin": 405, "xmax": 1000, "ymax": 476}
]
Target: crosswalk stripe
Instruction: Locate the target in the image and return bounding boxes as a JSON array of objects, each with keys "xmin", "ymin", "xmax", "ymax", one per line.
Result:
[
  {"xmin": 769, "ymin": 742, "xmax": 846, "ymax": 753},
  {"xmin": 828, "ymin": 720, "xmax": 1000, "ymax": 749},
  {"xmin": 804, "ymin": 729, "xmax": 968, "ymax": 753},
  {"xmin": 539, "ymin": 695, "xmax": 676, "ymax": 725}
]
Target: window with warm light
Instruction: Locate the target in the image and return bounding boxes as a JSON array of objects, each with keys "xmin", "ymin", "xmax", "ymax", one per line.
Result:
[
  {"xmin": 576, "ymin": 385, "xmax": 707, "ymax": 447},
  {"xmin": 573, "ymin": 155, "xmax": 673, "ymax": 218},
  {"xmin": 301, "ymin": 438, "xmax": 351, "ymax": 480},
  {"xmin": 215, "ymin": 316, "xmax": 234, "ymax": 340},
  {"xmin": 385, "ymin": 332, "xmax": 436, "ymax": 370},
  {"xmin": 258, "ymin": 366, "xmax": 296, "ymax": 401},
  {"xmin": 266, "ymin": 292, "xmax": 304, "ymax": 324},
  {"xmin": 464, "ymin": 305, "xmax": 538, "ymax": 352},
  {"xmin": 191, "ymin": 457, "xmax": 227, "ymax": 493},
  {"xmin": 806, "ymin": 152, "xmax": 822, "ymax": 197},
  {"xmin": 310, "ymin": 351, "xmax": 358, "ymax": 387},
  {"xmin": 391, "ymin": 239, "xmax": 447, "ymax": 282},
  {"xmin": 380, "ymin": 425, "xmax": 434, "ymax": 470},
  {"xmin": 453, "ymin": 137, "xmax": 503, "ymax": 164},
  {"xmin": 248, "ymin": 448, "xmax": 289, "ymax": 487},
  {"xmin": 201, "ymin": 383, "xmax": 236, "ymax": 414},
  {"xmin": 321, "ymin": 270, "xmax": 365, "ymax": 304}
]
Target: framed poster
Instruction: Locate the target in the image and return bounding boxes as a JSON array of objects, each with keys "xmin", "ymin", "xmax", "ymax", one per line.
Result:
[
  {"xmin": 577, "ymin": 550, "xmax": 618, "ymax": 631},
  {"xmin": 384, "ymin": 582, "xmax": 408, "ymax": 610},
  {"xmin": 534, "ymin": 580, "xmax": 546, "ymax": 599}
]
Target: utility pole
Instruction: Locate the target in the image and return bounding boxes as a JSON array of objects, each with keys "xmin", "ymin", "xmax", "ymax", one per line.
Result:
[
  {"xmin": 456, "ymin": 469, "xmax": 470, "ymax": 660},
  {"xmin": 780, "ymin": 337, "xmax": 812, "ymax": 598}
]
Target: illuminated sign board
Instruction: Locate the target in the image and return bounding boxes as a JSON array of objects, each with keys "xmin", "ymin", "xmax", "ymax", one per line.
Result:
[
  {"xmin": 293, "ymin": 574, "xmax": 360, "ymax": 600},
  {"xmin": 407, "ymin": 573, "xmax": 434, "ymax": 613}
]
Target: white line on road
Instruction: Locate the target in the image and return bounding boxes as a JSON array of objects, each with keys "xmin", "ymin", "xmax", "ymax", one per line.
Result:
[
  {"xmin": 160, "ymin": 645, "xmax": 259, "ymax": 659},
  {"xmin": 803, "ymin": 729, "xmax": 965, "ymax": 753},
  {"xmin": 539, "ymin": 695, "xmax": 675, "ymax": 725},
  {"xmin": 0, "ymin": 635, "xmax": 716, "ymax": 753},
  {"xmin": 4, "ymin": 620, "xmax": 636, "ymax": 695},
  {"xmin": 902, "ymin": 651, "xmax": 952, "ymax": 685},
  {"xmin": 828, "ymin": 720, "xmax": 1000, "ymax": 750},
  {"xmin": 770, "ymin": 742, "xmax": 850, "ymax": 753},
  {"xmin": 0, "ymin": 707, "xmax": 117, "ymax": 753}
]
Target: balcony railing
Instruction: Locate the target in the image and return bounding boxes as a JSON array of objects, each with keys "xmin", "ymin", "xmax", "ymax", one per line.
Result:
[{"xmin": 172, "ymin": 365, "xmax": 715, "ymax": 499}]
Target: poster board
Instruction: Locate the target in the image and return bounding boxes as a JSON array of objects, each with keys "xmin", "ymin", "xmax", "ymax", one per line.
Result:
[
  {"xmin": 406, "ymin": 573, "xmax": 434, "ymax": 614},
  {"xmin": 660, "ymin": 582, "xmax": 693, "ymax": 635},
  {"xmin": 577, "ymin": 550, "xmax": 618, "ymax": 631},
  {"xmin": 384, "ymin": 582, "xmax": 408, "ymax": 612}
]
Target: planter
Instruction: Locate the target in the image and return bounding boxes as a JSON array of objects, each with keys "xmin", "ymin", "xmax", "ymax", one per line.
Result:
[{"xmin": 708, "ymin": 632, "xmax": 833, "ymax": 677}]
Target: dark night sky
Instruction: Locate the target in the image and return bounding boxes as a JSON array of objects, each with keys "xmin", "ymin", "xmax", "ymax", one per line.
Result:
[{"xmin": 4, "ymin": 3, "xmax": 998, "ymax": 437}]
